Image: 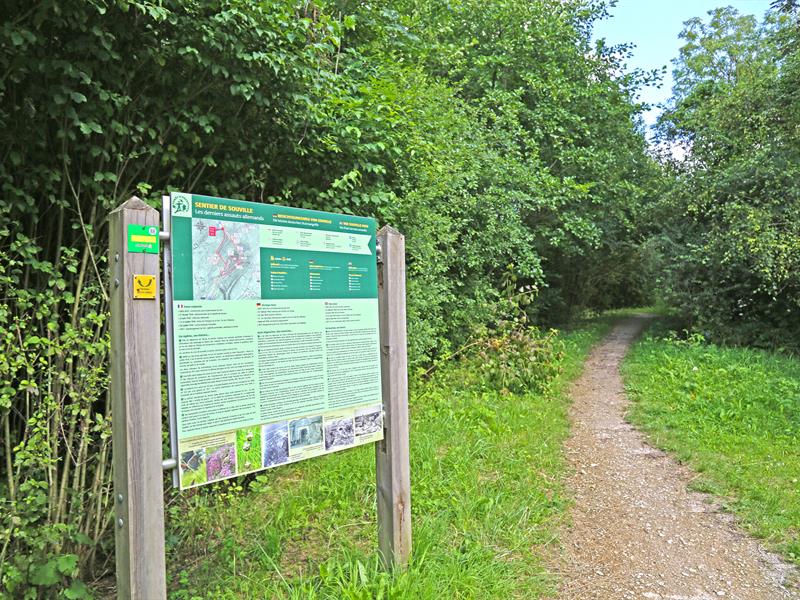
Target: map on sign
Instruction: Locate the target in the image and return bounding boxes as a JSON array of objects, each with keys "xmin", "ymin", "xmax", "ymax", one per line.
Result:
[
  {"xmin": 168, "ymin": 192, "xmax": 383, "ymax": 489},
  {"xmin": 191, "ymin": 220, "xmax": 260, "ymax": 300}
]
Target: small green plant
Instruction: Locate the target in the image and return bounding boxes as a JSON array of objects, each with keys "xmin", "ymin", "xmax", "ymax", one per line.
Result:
[
  {"xmin": 472, "ymin": 267, "xmax": 564, "ymax": 394},
  {"xmin": 475, "ymin": 328, "xmax": 564, "ymax": 395}
]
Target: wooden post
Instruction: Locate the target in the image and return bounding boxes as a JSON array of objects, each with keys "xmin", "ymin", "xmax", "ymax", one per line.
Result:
[
  {"xmin": 375, "ymin": 225, "xmax": 411, "ymax": 569},
  {"xmin": 109, "ymin": 197, "xmax": 167, "ymax": 599}
]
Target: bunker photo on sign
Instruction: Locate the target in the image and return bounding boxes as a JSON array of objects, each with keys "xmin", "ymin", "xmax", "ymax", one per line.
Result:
[
  {"xmin": 324, "ymin": 415, "xmax": 355, "ymax": 451},
  {"xmin": 289, "ymin": 415, "xmax": 323, "ymax": 450},
  {"xmin": 354, "ymin": 405, "xmax": 382, "ymax": 436}
]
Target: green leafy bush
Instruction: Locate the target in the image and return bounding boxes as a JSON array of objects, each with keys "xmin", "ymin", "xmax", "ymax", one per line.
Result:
[
  {"xmin": 476, "ymin": 329, "xmax": 564, "ymax": 396},
  {"xmin": 471, "ymin": 270, "xmax": 564, "ymax": 394},
  {"xmin": 0, "ymin": 232, "xmax": 109, "ymax": 598},
  {"xmin": 653, "ymin": 6, "xmax": 800, "ymax": 350}
]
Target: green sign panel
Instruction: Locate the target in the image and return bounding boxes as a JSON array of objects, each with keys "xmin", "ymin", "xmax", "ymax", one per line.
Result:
[
  {"xmin": 168, "ymin": 192, "xmax": 383, "ymax": 489},
  {"xmin": 127, "ymin": 224, "xmax": 160, "ymax": 253}
]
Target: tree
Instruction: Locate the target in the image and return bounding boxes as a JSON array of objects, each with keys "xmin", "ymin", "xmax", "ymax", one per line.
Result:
[{"xmin": 653, "ymin": 7, "xmax": 800, "ymax": 349}]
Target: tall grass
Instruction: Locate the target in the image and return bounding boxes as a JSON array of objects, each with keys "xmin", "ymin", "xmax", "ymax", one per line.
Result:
[
  {"xmin": 623, "ymin": 325, "xmax": 800, "ymax": 564},
  {"xmin": 159, "ymin": 322, "xmax": 610, "ymax": 599}
]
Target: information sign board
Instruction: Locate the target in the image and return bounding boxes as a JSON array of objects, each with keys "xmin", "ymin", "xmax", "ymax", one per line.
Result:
[{"xmin": 168, "ymin": 192, "xmax": 383, "ymax": 489}]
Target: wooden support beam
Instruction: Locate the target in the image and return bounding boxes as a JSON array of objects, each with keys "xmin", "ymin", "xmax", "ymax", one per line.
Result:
[
  {"xmin": 375, "ymin": 225, "xmax": 412, "ymax": 570},
  {"xmin": 109, "ymin": 197, "xmax": 167, "ymax": 599}
]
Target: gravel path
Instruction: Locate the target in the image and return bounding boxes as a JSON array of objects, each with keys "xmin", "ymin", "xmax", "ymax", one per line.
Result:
[{"xmin": 556, "ymin": 315, "xmax": 798, "ymax": 600}]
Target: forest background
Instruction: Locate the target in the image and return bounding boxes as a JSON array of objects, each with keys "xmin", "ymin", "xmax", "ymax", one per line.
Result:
[{"xmin": 0, "ymin": 0, "xmax": 797, "ymax": 596}]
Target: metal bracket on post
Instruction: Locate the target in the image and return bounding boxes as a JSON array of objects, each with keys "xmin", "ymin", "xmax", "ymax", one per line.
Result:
[
  {"xmin": 375, "ymin": 225, "xmax": 411, "ymax": 570},
  {"xmin": 109, "ymin": 197, "xmax": 167, "ymax": 599}
]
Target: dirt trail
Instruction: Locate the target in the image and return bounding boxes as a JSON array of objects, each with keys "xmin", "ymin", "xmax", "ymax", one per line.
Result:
[{"xmin": 556, "ymin": 315, "xmax": 798, "ymax": 600}]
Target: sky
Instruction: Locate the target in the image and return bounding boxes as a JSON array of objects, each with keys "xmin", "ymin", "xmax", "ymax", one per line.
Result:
[{"xmin": 592, "ymin": 0, "xmax": 773, "ymax": 130}]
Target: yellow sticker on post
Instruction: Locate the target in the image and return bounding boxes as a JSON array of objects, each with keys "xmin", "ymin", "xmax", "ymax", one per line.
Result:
[{"xmin": 133, "ymin": 274, "xmax": 157, "ymax": 299}]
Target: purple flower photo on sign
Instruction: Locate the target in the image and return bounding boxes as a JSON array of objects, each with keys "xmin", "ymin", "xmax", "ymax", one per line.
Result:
[{"xmin": 206, "ymin": 443, "xmax": 235, "ymax": 482}]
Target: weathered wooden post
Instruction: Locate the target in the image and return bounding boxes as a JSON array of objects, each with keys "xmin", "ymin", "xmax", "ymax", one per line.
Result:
[
  {"xmin": 109, "ymin": 197, "xmax": 167, "ymax": 599},
  {"xmin": 375, "ymin": 225, "xmax": 412, "ymax": 569}
]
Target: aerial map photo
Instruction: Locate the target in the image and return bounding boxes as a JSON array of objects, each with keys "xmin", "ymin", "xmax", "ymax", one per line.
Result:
[{"xmin": 191, "ymin": 219, "xmax": 261, "ymax": 300}]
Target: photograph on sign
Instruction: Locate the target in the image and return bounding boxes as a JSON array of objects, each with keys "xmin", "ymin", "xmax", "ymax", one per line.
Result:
[{"xmin": 168, "ymin": 192, "xmax": 383, "ymax": 489}]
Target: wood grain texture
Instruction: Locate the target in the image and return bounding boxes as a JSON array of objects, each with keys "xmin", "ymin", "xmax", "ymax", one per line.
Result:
[
  {"xmin": 375, "ymin": 225, "xmax": 412, "ymax": 570},
  {"xmin": 109, "ymin": 197, "xmax": 167, "ymax": 599}
]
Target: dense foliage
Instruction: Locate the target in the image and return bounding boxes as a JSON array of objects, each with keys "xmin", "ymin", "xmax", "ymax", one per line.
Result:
[
  {"xmin": 0, "ymin": 0, "xmax": 656, "ymax": 595},
  {"xmin": 652, "ymin": 5, "xmax": 800, "ymax": 350}
]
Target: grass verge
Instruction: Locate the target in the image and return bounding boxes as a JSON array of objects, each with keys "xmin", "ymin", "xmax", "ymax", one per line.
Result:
[
  {"xmin": 622, "ymin": 322, "xmax": 800, "ymax": 564},
  {"xmin": 162, "ymin": 320, "xmax": 611, "ymax": 599}
]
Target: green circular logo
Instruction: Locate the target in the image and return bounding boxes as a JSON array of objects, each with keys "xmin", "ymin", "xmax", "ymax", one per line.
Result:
[{"xmin": 172, "ymin": 196, "xmax": 189, "ymax": 216}]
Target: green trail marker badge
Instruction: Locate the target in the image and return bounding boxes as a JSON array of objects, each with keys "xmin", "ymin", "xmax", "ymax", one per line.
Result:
[{"xmin": 128, "ymin": 224, "xmax": 159, "ymax": 254}]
